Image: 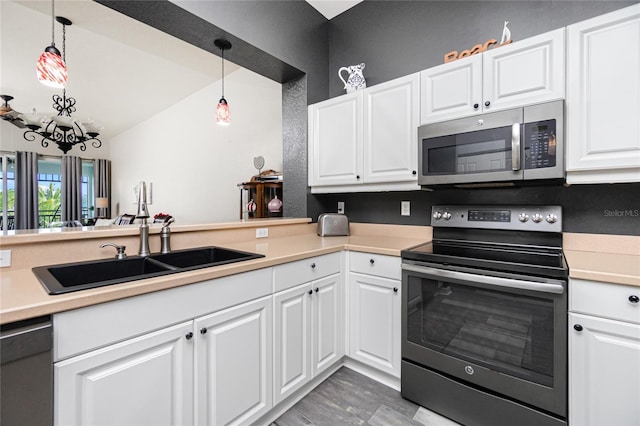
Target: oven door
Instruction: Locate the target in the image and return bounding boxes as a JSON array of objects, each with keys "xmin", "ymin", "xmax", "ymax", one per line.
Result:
[
  {"xmin": 401, "ymin": 262, "xmax": 567, "ymax": 417},
  {"xmin": 418, "ymin": 108, "xmax": 523, "ymax": 186}
]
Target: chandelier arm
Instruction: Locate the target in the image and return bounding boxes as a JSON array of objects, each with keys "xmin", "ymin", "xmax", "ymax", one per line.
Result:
[
  {"xmin": 23, "ymin": 130, "xmax": 40, "ymax": 143},
  {"xmin": 89, "ymin": 137, "xmax": 102, "ymax": 149},
  {"xmin": 73, "ymin": 121, "xmax": 86, "ymax": 139}
]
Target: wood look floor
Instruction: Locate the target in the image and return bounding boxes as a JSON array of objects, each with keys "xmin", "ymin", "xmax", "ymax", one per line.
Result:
[{"xmin": 272, "ymin": 367, "xmax": 460, "ymax": 426}]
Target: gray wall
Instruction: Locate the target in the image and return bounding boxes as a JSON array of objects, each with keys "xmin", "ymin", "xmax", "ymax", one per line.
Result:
[
  {"xmin": 171, "ymin": 0, "xmax": 330, "ymax": 104},
  {"xmin": 99, "ymin": 0, "xmax": 638, "ymax": 234},
  {"xmin": 308, "ymin": 0, "xmax": 640, "ymax": 236},
  {"xmin": 327, "ymin": 1, "xmax": 636, "ymax": 98}
]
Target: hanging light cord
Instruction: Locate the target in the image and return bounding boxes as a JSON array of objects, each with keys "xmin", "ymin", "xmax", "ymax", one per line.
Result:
[
  {"xmin": 62, "ymin": 21, "xmax": 67, "ymax": 98},
  {"xmin": 221, "ymin": 47, "xmax": 225, "ymax": 97},
  {"xmin": 50, "ymin": 0, "xmax": 56, "ymax": 46},
  {"xmin": 62, "ymin": 21, "xmax": 66, "ymax": 62}
]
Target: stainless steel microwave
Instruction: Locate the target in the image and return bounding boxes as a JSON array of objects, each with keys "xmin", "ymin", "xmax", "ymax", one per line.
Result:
[{"xmin": 418, "ymin": 101, "xmax": 564, "ymax": 187}]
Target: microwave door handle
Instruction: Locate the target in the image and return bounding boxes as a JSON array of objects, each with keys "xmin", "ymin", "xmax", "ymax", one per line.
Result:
[{"xmin": 511, "ymin": 123, "xmax": 521, "ymax": 171}]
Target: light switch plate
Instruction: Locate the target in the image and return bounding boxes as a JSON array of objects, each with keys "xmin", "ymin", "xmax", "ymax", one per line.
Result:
[
  {"xmin": 401, "ymin": 201, "xmax": 410, "ymax": 216},
  {"xmin": 0, "ymin": 250, "xmax": 11, "ymax": 267}
]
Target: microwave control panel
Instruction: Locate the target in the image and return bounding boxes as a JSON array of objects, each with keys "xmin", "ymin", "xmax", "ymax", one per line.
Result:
[{"xmin": 524, "ymin": 119, "xmax": 556, "ymax": 169}]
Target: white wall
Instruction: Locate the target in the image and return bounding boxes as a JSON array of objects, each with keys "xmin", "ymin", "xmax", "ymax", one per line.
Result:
[{"xmin": 109, "ymin": 67, "xmax": 282, "ymax": 224}]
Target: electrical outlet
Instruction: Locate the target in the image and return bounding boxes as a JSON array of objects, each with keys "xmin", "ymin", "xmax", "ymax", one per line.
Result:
[
  {"xmin": 337, "ymin": 201, "xmax": 345, "ymax": 214},
  {"xmin": 256, "ymin": 228, "xmax": 269, "ymax": 238},
  {"xmin": 0, "ymin": 250, "xmax": 12, "ymax": 267},
  {"xmin": 401, "ymin": 201, "xmax": 410, "ymax": 216}
]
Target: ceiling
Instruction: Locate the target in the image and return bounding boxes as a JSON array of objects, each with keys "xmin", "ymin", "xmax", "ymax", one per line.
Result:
[
  {"xmin": 1, "ymin": 0, "xmax": 240, "ymax": 141},
  {"xmin": 306, "ymin": 0, "xmax": 363, "ymax": 20},
  {"xmin": 1, "ymin": 0, "xmax": 361, "ymax": 143}
]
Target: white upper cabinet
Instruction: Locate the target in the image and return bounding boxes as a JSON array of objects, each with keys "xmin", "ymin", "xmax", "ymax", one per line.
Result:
[
  {"xmin": 363, "ymin": 73, "xmax": 420, "ymax": 183},
  {"xmin": 566, "ymin": 4, "xmax": 640, "ymax": 183},
  {"xmin": 420, "ymin": 55, "xmax": 483, "ymax": 124},
  {"xmin": 308, "ymin": 92, "xmax": 363, "ymax": 187},
  {"xmin": 421, "ymin": 28, "xmax": 565, "ymax": 124},
  {"xmin": 308, "ymin": 73, "xmax": 420, "ymax": 192}
]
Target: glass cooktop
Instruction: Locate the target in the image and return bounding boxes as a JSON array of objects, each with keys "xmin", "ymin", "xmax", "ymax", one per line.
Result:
[{"xmin": 402, "ymin": 240, "xmax": 568, "ymax": 279}]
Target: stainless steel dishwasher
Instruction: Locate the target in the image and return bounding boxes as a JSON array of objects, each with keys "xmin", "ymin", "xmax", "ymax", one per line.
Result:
[{"xmin": 1, "ymin": 316, "xmax": 53, "ymax": 426}]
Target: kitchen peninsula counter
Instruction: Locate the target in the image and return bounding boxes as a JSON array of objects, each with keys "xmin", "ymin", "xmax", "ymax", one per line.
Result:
[
  {"xmin": 3, "ymin": 223, "xmax": 639, "ymax": 325},
  {"xmin": 0, "ymin": 221, "xmax": 431, "ymax": 324}
]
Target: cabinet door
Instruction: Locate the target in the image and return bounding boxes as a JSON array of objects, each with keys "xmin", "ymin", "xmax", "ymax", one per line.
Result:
[
  {"xmin": 420, "ymin": 55, "xmax": 482, "ymax": 124},
  {"xmin": 195, "ymin": 296, "xmax": 272, "ymax": 426},
  {"xmin": 348, "ymin": 272, "xmax": 401, "ymax": 377},
  {"xmin": 363, "ymin": 73, "xmax": 420, "ymax": 183},
  {"xmin": 566, "ymin": 5, "xmax": 640, "ymax": 183},
  {"xmin": 569, "ymin": 313, "xmax": 640, "ymax": 426},
  {"xmin": 273, "ymin": 283, "xmax": 312, "ymax": 404},
  {"xmin": 308, "ymin": 92, "xmax": 363, "ymax": 186},
  {"xmin": 483, "ymin": 28, "xmax": 565, "ymax": 112},
  {"xmin": 311, "ymin": 273, "xmax": 343, "ymax": 377},
  {"xmin": 55, "ymin": 321, "xmax": 194, "ymax": 426}
]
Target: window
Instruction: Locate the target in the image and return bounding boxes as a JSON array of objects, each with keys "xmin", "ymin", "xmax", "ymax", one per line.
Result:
[
  {"xmin": 37, "ymin": 158, "xmax": 62, "ymax": 228},
  {"xmin": 1, "ymin": 154, "xmax": 16, "ymax": 231},
  {"xmin": 82, "ymin": 160, "xmax": 95, "ymax": 219}
]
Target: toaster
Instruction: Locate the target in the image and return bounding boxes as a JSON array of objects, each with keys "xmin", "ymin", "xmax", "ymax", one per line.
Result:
[{"xmin": 317, "ymin": 213, "xmax": 350, "ymax": 236}]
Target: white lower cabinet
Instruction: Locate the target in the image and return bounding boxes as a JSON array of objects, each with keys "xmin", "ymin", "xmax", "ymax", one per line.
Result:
[
  {"xmin": 273, "ymin": 273, "xmax": 343, "ymax": 405},
  {"xmin": 348, "ymin": 252, "xmax": 401, "ymax": 378},
  {"xmin": 55, "ymin": 321, "xmax": 195, "ymax": 426},
  {"xmin": 195, "ymin": 296, "xmax": 273, "ymax": 426},
  {"xmin": 569, "ymin": 279, "xmax": 640, "ymax": 426},
  {"xmin": 55, "ymin": 296, "xmax": 274, "ymax": 426}
]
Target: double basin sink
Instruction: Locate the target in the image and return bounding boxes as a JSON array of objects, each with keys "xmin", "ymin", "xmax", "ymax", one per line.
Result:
[{"xmin": 33, "ymin": 246, "xmax": 264, "ymax": 295}]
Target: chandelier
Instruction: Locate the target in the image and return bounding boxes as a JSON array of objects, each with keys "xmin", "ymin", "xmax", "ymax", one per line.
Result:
[{"xmin": 0, "ymin": 17, "xmax": 102, "ymax": 154}]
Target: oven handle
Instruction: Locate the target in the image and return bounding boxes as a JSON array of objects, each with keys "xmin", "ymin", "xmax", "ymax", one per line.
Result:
[{"xmin": 402, "ymin": 263, "xmax": 565, "ymax": 294}]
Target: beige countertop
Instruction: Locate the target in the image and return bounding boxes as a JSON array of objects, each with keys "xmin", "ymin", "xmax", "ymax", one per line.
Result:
[
  {"xmin": 564, "ymin": 233, "xmax": 640, "ymax": 287},
  {"xmin": 2, "ymin": 223, "xmax": 639, "ymax": 325},
  {"xmin": 0, "ymin": 223, "xmax": 431, "ymax": 325}
]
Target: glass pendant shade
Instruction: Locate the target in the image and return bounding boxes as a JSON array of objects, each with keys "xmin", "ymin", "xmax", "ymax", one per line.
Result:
[
  {"xmin": 37, "ymin": 46, "xmax": 67, "ymax": 88},
  {"xmin": 216, "ymin": 97, "xmax": 231, "ymax": 126}
]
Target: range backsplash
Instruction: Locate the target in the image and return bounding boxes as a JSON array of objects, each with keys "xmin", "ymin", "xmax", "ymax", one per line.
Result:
[{"xmin": 307, "ymin": 183, "xmax": 640, "ymax": 236}]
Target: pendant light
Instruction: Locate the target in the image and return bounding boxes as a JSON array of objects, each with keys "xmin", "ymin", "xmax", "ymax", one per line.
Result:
[
  {"xmin": 36, "ymin": 0, "xmax": 68, "ymax": 88},
  {"xmin": 214, "ymin": 39, "xmax": 232, "ymax": 126}
]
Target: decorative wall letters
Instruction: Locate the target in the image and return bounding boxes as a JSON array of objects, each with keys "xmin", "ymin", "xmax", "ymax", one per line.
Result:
[{"xmin": 443, "ymin": 21, "xmax": 513, "ymax": 63}]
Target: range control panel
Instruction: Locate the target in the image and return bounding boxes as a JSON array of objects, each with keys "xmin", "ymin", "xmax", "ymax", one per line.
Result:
[{"xmin": 431, "ymin": 205, "xmax": 562, "ymax": 232}]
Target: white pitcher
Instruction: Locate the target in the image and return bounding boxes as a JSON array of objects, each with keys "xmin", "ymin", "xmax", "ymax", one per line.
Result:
[{"xmin": 338, "ymin": 63, "xmax": 366, "ymax": 93}]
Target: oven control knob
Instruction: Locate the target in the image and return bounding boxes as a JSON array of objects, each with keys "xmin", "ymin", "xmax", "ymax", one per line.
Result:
[
  {"xmin": 518, "ymin": 213, "xmax": 529, "ymax": 222},
  {"xmin": 532, "ymin": 213, "xmax": 544, "ymax": 223},
  {"xmin": 433, "ymin": 211, "xmax": 442, "ymax": 220},
  {"xmin": 442, "ymin": 211, "xmax": 452, "ymax": 220},
  {"xmin": 546, "ymin": 214, "xmax": 558, "ymax": 224}
]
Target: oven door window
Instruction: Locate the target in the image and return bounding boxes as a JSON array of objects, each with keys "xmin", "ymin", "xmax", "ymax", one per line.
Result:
[
  {"xmin": 406, "ymin": 274, "xmax": 554, "ymax": 387},
  {"xmin": 423, "ymin": 126, "xmax": 515, "ymax": 176}
]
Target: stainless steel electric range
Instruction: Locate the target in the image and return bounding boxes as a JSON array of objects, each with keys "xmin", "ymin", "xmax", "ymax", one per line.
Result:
[{"xmin": 401, "ymin": 205, "xmax": 568, "ymax": 426}]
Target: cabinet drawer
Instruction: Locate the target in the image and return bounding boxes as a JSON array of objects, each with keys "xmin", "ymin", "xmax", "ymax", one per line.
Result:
[
  {"xmin": 273, "ymin": 252, "xmax": 341, "ymax": 292},
  {"xmin": 570, "ymin": 279, "xmax": 640, "ymax": 325},
  {"xmin": 349, "ymin": 252, "xmax": 400, "ymax": 280}
]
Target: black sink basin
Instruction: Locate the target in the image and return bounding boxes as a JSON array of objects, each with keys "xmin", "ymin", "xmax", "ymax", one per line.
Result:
[
  {"xmin": 33, "ymin": 246, "xmax": 264, "ymax": 295},
  {"xmin": 150, "ymin": 247, "xmax": 262, "ymax": 269}
]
